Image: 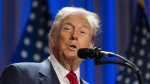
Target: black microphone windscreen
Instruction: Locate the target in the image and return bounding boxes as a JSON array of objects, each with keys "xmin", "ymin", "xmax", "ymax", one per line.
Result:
[{"xmin": 77, "ymin": 48, "xmax": 92, "ymax": 59}]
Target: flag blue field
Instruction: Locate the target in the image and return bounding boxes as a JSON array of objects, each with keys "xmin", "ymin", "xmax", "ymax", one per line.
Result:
[
  {"xmin": 116, "ymin": 2, "xmax": 150, "ymax": 84},
  {"xmin": 11, "ymin": 0, "xmax": 53, "ymax": 63}
]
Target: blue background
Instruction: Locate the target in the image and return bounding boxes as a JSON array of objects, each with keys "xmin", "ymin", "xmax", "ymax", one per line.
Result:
[{"xmin": 0, "ymin": 0, "xmax": 150, "ymax": 84}]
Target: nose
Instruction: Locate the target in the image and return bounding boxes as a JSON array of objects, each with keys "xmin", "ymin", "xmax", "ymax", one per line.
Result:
[{"xmin": 70, "ymin": 30, "xmax": 78, "ymax": 40}]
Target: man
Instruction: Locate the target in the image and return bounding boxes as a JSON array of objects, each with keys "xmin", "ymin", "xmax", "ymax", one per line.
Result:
[{"xmin": 0, "ymin": 7, "xmax": 100, "ymax": 84}]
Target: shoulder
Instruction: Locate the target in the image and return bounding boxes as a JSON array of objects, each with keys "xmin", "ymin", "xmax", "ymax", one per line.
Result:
[
  {"xmin": 12, "ymin": 62, "xmax": 41, "ymax": 71},
  {"xmin": 2, "ymin": 62, "xmax": 41, "ymax": 75},
  {"xmin": 2, "ymin": 62, "xmax": 41, "ymax": 72},
  {"xmin": 8, "ymin": 62, "xmax": 41, "ymax": 77},
  {"xmin": 0, "ymin": 62, "xmax": 41, "ymax": 84}
]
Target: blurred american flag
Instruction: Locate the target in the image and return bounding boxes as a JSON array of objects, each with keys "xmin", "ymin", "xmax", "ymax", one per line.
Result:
[
  {"xmin": 11, "ymin": 0, "xmax": 53, "ymax": 63},
  {"xmin": 116, "ymin": 1, "xmax": 150, "ymax": 84}
]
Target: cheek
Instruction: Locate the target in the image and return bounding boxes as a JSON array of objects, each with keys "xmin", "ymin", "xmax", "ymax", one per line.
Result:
[
  {"xmin": 57, "ymin": 32, "xmax": 70, "ymax": 48},
  {"xmin": 79, "ymin": 37, "xmax": 92, "ymax": 47},
  {"xmin": 59, "ymin": 33, "xmax": 70, "ymax": 42}
]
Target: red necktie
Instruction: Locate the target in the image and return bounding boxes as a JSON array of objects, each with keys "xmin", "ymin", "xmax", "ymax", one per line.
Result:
[{"xmin": 66, "ymin": 71, "xmax": 78, "ymax": 84}]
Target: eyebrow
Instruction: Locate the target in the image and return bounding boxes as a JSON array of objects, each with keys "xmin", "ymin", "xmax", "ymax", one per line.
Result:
[
  {"xmin": 63, "ymin": 21, "xmax": 73, "ymax": 25},
  {"xmin": 63, "ymin": 21, "xmax": 90, "ymax": 29}
]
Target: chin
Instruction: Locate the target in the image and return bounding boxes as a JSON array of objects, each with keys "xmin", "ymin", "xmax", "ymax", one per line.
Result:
[
  {"xmin": 65, "ymin": 54, "xmax": 77, "ymax": 60},
  {"xmin": 64, "ymin": 51, "xmax": 78, "ymax": 60},
  {"xmin": 67, "ymin": 55, "xmax": 76, "ymax": 60}
]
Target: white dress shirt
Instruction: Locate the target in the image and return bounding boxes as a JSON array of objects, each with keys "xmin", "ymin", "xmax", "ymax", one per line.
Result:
[{"xmin": 49, "ymin": 54, "xmax": 80, "ymax": 84}]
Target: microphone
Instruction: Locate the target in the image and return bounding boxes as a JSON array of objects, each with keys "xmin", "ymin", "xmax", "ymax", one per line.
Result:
[
  {"xmin": 77, "ymin": 47, "xmax": 114, "ymax": 59},
  {"xmin": 78, "ymin": 47, "xmax": 144, "ymax": 84}
]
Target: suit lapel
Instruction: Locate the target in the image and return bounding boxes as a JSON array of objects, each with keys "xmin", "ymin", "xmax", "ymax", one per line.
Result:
[
  {"xmin": 80, "ymin": 78, "xmax": 83, "ymax": 84},
  {"xmin": 39, "ymin": 59, "xmax": 60, "ymax": 84},
  {"xmin": 80, "ymin": 78, "xmax": 89, "ymax": 84}
]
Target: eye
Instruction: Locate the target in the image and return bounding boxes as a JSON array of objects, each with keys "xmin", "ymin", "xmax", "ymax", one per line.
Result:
[
  {"xmin": 64, "ymin": 27, "xmax": 70, "ymax": 30},
  {"xmin": 80, "ymin": 31, "xmax": 86, "ymax": 34},
  {"xmin": 64, "ymin": 27, "xmax": 72, "ymax": 31}
]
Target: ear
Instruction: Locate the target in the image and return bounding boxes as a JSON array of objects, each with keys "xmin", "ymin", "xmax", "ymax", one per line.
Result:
[{"xmin": 49, "ymin": 34, "xmax": 56, "ymax": 47}]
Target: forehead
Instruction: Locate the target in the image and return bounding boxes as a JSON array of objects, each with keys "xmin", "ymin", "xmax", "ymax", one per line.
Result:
[{"xmin": 61, "ymin": 15, "xmax": 91, "ymax": 28}]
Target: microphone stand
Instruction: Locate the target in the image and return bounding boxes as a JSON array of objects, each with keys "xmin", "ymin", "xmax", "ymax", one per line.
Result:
[{"xmin": 94, "ymin": 53, "xmax": 144, "ymax": 84}]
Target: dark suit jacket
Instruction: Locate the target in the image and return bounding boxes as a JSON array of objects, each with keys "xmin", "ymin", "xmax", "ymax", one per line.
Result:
[{"xmin": 0, "ymin": 59, "xmax": 88, "ymax": 84}]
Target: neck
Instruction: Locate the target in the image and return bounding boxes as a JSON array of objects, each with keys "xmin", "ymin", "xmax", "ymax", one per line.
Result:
[
  {"xmin": 58, "ymin": 57, "xmax": 81, "ymax": 71},
  {"xmin": 52, "ymin": 54, "xmax": 81, "ymax": 71},
  {"xmin": 66, "ymin": 60, "xmax": 81, "ymax": 71}
]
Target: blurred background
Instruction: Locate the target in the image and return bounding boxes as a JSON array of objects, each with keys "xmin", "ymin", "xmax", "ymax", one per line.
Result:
[{"xmin": 0, "ymin": 0, "xmax": 150, "ymax": 84}]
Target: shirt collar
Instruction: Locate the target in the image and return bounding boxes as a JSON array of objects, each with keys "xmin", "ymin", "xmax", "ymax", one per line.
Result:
[{"xmin": 49, "ymin": 54, "xmax": 80, "ymax": 83}]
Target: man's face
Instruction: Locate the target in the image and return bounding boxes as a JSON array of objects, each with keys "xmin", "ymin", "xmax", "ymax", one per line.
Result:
[{"xmin": 51, "ymin": 15, "xmax": 94, "ymax": 64}]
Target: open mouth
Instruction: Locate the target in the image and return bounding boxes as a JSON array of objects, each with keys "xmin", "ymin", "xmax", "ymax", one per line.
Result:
[{"xmin": 69, "ymin": 44, "xmax": 77, "ymax": 50}]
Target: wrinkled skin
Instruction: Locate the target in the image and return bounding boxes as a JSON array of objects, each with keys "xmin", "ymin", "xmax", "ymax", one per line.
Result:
[{"xmin": 50, "ymin": 15, "xmax": 94, "ymax": 71}]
